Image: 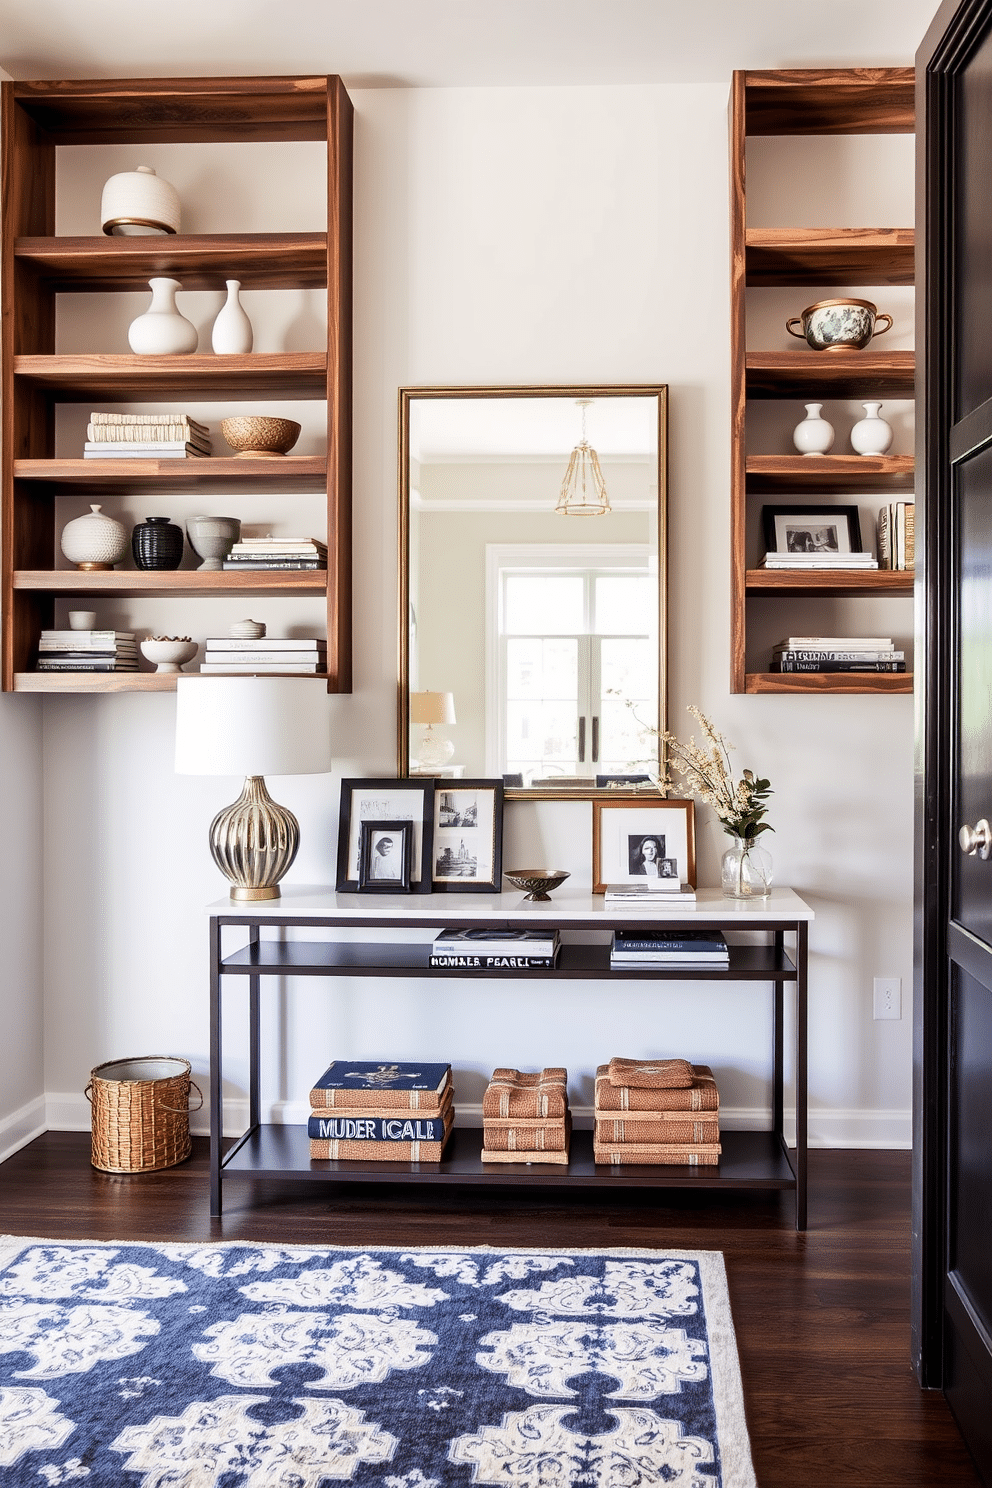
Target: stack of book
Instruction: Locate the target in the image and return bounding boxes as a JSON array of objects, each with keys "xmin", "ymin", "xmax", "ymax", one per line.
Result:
[
  {"xmin": 429, "ymin": 928, "xmax": 560, "ymax": 968},
  {"xmin": 877, "ymin": 501, "xmax": 915, "ymax": 570},
  {"xmin": 480, "ymin": 1066, "xmax": 570, "ymax": 1165},
  {"xmin": 200, "ymin": 637, "xmax": 327, "ymax": 674},
  {"xmin": 307, "ymin": 1060, "xmax": 453, "ymax": 1161},
  {"xmin": 84, "ymin": 412, "xmax": 210, "ymax": 460},
  {"xmin": 222, "ymin": 537, "xmax": 327, "ymax": 571},
  {"xmin": 603, "ymin": 881, "xmax": 696, "ymax": 906},
  {"xmin": 761, "ymin": 549, "xmax": 877, "ymax": 570},
  {"xmin": 609, "ymin": 929, "xmax": 729, "ymax": 970},
  {"xmin": 770, "ymin": 636, "xmax": 905, "ymax": 674},
  {"xmin": 36, "ymin": 629, "xmax": 137, "ymax": 673},
  {"xmin": 594, "ymin": 1057, "xmax": 722, "ymax": 1166}
]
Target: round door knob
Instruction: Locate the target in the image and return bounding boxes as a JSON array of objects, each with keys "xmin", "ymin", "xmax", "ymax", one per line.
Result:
[{"xmin": 959, "ymin": 819, "xmax": 992, "ymax": 859}]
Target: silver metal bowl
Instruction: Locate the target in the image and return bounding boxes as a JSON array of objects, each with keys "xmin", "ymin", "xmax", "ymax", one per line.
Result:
[{"xmin": 504, "ymin": 869, "xmax": 571, "ymax": 901}]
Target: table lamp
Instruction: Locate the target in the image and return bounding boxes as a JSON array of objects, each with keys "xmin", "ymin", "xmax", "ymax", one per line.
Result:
[
  {"xmin": 175, "ymin": 676, "xmax": 332, "ymax": 901},
  {"xmin": 410, "ymin": 690, "xmax": 456, "ymax": 769}
]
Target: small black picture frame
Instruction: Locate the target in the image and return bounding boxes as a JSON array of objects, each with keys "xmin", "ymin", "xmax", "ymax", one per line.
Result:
[
  {"xmin": 336, "ymin": 778, "xmax": 435, "ymax": 893},
  {"xmin": 358, "ymin": 820, "xmax": 413, "ymax": 891},
  {"xmin": 761, "ymin": 503, "xmax": 863, "ymax": 556},
  {"xmin": 431, "ymin": 779, "xmax": 504, "ymax": 892}
]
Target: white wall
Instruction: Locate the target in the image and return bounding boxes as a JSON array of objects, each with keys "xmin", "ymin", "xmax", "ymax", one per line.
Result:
[{"xmin": 31, "ymin": 81, "xmax": 914, "ymax": 1147}]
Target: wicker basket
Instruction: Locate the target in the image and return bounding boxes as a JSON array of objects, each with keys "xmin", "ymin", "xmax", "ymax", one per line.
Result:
[{"xmin": 86, "ymin": 1056, "xmax": 202, "ymax": 1173}]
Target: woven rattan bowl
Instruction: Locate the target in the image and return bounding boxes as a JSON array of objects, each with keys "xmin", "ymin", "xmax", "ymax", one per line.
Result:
[
  {"xmin": 220, "ymin": 415, "xmax": 301, "ymax": 458},
  {"xmin": 504, "ymin": 869, "xmax": 571, "ymax": 901}
]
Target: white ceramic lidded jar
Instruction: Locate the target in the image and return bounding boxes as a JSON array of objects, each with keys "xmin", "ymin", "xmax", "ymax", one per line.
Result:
[
  {"xmin": 211, "ymin": 281, "xmax": 253, "ymax": 354},
  {"xmin": 101, "ymin": 165, "xmax": 181, "ymax": 236},
  {"xmin": 128, "ymin": 278, "xmax": 198, "ymax": 355},
  {"xmin": 792, "ymin": 403, "xmax": 835, "ymax": 456},
  {"xmin": 850, "ymin": 401, "xmax": 894, "ymax": 456},
  {"xmin": 60, "ymin": 504, "xmax": 128, "ymax": 571}
]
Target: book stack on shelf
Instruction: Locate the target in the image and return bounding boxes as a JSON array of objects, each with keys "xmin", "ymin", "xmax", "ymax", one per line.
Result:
[
  {"xmin": 222, "ymin": 537, "xmax": 327, "ymax": 572},
  {"xmin": 36, "ymin": 629, "xmax": 137, "ymax": 673},
  {"xmin": 429, "ymin": 928, "xmax": 560, "ymax": 969},
  {"xmin": 200, "ymin": 637, "xmax": 327, "ymax": 675},
  {"xmin": 770, "ymin": 636, "xmax": 905, "ymax": 674},
  {"xmin": 84, "ymin": 412, "xmax": 210, "ymax": 460},
  {"xmin": 480, "ymin": 1066, "xmax": 571, "ymax": 1165},
  {"xmin": 307, "ymin": 1060, "xmax": 453, "ymax": 1161},
  {"xmin": 761, "ymin": 549, "xmax": 877, "ymax": 571},
  {"xmin": 594, "ymin": 1057, "xmax": 722, "ymax": 1167},
  {"xmin": 877, "ymin": 501, "xmax": 915, "ymax": 570},
  {"xmin": 603, "ymin": 881, "xmax": 696, "ymax": 907},
  {"xmin": 609, "ymin": 929, "xmax": 729, "ymax": 970}
]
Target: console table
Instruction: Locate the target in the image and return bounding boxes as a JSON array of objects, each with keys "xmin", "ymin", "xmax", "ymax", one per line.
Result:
[{"xmin": 208, "ymin": 886, "xmax": 813, "ymax": 1227}]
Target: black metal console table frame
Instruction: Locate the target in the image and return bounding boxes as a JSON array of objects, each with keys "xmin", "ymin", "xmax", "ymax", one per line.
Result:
[{"xmin": 209, "ymin": 907, "xmax": 809, "ymax": 1228}]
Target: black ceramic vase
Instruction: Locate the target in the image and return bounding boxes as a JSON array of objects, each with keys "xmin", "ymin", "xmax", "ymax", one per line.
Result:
[{"xmin": 132, "ymin": 516, "xmax": 183, "ymax": 570}]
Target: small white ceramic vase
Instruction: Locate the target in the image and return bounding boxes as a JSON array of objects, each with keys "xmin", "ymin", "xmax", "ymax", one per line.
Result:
[
  {"xmin": 792, "ymin": 403, "xmax": 835, "ymax": 456},
  {"xmin": 60, "ymin": 504, "xmax": 128, "ymax": 570},
  {"xmin": 850, "ymin": 401, "xmax": 893, "ymax": 456},
  {"xmin": 230, "ymin": 618, "xmax": 266, "ymax": 640},
  {"xmin": 211, "ymin": 280, "xmax": 253, "ymax": 354},
  {"xmin": 101, "ymin": 165, "xmax": 181, "ymax": 236},
  {"xmin": 127, "ymin": 277, "xmax": 198, "ymax": 355}
]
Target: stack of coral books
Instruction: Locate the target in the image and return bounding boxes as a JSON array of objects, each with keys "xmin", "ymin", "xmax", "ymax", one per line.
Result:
[
  {"xmin": 594, "ymin": 1057, "xmax": 721, "ymax": 1166},
  {"xmin": 307, "ymin": 1060, "xmax": 453, "ymax": 1161},
  {"xmin": 480, "ymin": 1066, "xmax": 571, "ymax": 1165}
]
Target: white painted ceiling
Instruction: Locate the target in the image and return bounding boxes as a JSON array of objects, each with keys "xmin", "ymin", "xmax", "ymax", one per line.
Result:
[{"xmin": 0, "ymin": 0, "xmax": 938, "ymax": 86}]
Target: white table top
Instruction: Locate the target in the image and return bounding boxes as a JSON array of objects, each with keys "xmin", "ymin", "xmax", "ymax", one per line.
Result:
[{"xmin": 207, "ymin": 885, "xmax": 814, "ymax": 924}]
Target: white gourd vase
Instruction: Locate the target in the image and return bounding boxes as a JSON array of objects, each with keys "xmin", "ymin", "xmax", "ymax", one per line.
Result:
[
  {"xmin": 850, "ymin": 401, "xmax": 893, "ymax": 456},
  {"xmin": 60, "ymin": 504, "xmax": 129, "ymax": 571},
  {"xmin": 127, "ymin": 277, "xmax": 198, "ymax": 355},
  {"xmin": 211, "ymin": 280, "xmax": 253, "ymax": 354},
  {"xmin": 792, "ymin": 403, "xmax": 835, "ymax": 456}
]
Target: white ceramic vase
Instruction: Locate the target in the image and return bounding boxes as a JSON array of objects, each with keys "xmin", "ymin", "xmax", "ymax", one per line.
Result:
[
  {"xmin": 60, "ymin": 504, "xmax": 128, "ymax": 570},
  {"xmin": 127, "ymin": 277, "xmax": 198, "ymax": 355},
  {"xmin": 850, "ymin": 401, "xmax": 893, "ymax": 456},
  {"xmin": 101, "ymin": 165, "xmax": 181, "ymax": 236},
  {"xmin": 792, "ymin": 403, "xmax": 835, "ymax": 456},
  {"xmin": 211, "ymin": 280, "xmax": 253, "ymax": 354}
]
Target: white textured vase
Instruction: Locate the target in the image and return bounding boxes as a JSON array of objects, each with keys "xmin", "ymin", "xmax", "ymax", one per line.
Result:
[
  {"xmin": 850, "ymin": 401, "xmax": 893, "ymax": 456},
  {"xmin": 792, "ymin": 403, "xmax": 835, "ymax": 456},
  {"xmin": 127, "ymin": 277, "xmax": 198, "ymax": 355},
  {"xmin": 101, "ymin": 165, "xmax": 180, "ymax": 236},
  {"xmin": 211, "ymin": 280, "xmax": 253, "ymax": 354},
  {"xmin": 60, "ymin": 504, "xmax": 128, "ymax": 570}
]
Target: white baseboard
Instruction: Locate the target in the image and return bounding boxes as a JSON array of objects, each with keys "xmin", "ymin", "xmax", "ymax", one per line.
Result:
[
  {"xmin": 32, "ymin": 1094, "xmax": 913, "ymax": 1153},
  {"xmin": 0, "ymin": 1097, "xmax": 47, "ymax": 1164}
]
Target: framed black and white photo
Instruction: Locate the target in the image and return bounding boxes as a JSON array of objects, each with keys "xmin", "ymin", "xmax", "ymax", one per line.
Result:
[
  {"xmin": 592, "ymin": 798, "xmax": 696, "ymax": 893},
  {"xmin": 761, "ymin": 503, "xmax": 863, "ymax": 556},
  {"xmin": 358, "ymin": 821, "xmax": 413, "ymax": 892},
  {"xmin": 336, "ymin": 779, "xmax": 435, "ymax": 893},
  {"xmin": 431, "ymin": 779, "xmax": 504, "ymax": 892}
]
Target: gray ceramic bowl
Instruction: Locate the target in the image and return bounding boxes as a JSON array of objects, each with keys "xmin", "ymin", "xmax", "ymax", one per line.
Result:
[
  {"xmin": 786, "ymin": 297, "xmax": 893, "ymax": 352},
  {"xmin": 504, "ymin": 869, "xmax": 571, "ymax": 902}
]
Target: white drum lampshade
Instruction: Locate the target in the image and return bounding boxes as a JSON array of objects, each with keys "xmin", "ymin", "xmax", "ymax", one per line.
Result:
[
  {"xmin": 410, "ymin": 690, "xmax": 456, "ymax": 769},
  {"xmin": 175, "ymin": 677, "xmax": 332, "ymax": 900}
]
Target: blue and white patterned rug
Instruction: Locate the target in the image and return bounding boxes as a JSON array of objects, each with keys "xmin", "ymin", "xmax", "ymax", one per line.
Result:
[{"xmin": 0, "ymin": 1236, "xmax": 756, "ymax": 1487}]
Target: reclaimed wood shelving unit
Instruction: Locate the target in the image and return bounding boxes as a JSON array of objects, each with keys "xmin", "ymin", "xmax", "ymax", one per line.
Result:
[
  {"xmin": 730, "ymin": 68, "xmax": 916, "ymax": 694},
  {"xmin": 0, "ymin": 76, "xmax": 353, "ymax": 693}
]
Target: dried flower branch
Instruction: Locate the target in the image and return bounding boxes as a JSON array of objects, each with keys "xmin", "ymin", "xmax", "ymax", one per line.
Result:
[{"xmin": 636, "ymin": 704, "xmax": 773, "ymax": 840}]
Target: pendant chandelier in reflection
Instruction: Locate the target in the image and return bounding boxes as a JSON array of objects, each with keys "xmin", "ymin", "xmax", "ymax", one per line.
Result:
[{"xmin": 555, "ymin": 399, "xmax": 611, "ymax": 516}]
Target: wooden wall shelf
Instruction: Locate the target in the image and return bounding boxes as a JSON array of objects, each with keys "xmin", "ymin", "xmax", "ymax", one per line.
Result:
[
  {"xmin": 1, "ymin": 75, "xmax": 353, "ymax": 691},
  {"xmin": 14, "ymin": 671, "xmax": 329, "ymax": 693},
  {"xmin": 730, "ymin": 69, "xmax": 916, "ymax": 692}
]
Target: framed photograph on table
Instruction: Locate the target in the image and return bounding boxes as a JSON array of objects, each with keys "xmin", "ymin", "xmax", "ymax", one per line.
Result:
[
  {"xmin": 358, "ymin": 821, "xmax": 413, "ymax": 892},
  {"xmin": 592, "ymin": 798, "xmax": 696, "ymax": 894},
  {"xmin": 761, "ymin": 503, "xmax": 863, "ymax": 556},
  {"xmin": 431, "ymin": 779, "xmax": 504, "ymax": 892},
  {"xmin": 336, "ymin": 779, "xmax": 435, "ymax": 893}
]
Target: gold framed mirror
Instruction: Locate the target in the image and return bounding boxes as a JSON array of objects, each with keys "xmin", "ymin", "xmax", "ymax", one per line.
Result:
[{"xmin": 398, "ymin": 385, "xmax": 668, "ymax": 800}]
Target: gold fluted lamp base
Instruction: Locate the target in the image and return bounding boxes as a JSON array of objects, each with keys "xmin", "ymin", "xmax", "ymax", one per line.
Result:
[{"xmin": 209, "ymin": 775, "xmax": 300, "ymax": 902}]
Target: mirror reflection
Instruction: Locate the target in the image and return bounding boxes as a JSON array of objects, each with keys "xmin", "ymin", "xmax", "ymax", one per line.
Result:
[{"xmin": 399, "ymin": 387, "xmax": 668, "ymax": 797}]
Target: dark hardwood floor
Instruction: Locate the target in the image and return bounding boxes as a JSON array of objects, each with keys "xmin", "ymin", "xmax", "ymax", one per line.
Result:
[{"xmin": 0, "ymin": 1135, "xmax": 980, "ymax": 1487}]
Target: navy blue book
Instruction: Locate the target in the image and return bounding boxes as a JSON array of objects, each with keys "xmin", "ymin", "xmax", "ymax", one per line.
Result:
[
  {"xmin": 309, "ymin": 1060, "xmax": 451, "ymax": 1109},
  {"xmin": 612, "ymin": 930, "xmax": 728, "ymax": 955},
  {"xmin": 307, "ymin": 1111, "xmax": 449, "ymax": 1142}
]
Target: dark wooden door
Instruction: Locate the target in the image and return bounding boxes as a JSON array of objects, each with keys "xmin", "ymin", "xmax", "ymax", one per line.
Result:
[{"xmin": 917, "ymin": 2, "xmax": 992, "ymax": 1479}]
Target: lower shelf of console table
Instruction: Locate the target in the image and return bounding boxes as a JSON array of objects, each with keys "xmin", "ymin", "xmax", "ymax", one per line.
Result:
[{"xmin": 208, "ymin": 886, "xmax": 812, "ymax": 1228}]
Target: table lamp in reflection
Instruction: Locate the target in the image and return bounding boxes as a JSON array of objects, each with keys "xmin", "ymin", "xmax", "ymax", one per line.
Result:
[
  {"xmin": 175, "ymin": 676, "xmax": 332, "ymax": 901},
  {"xmin": 410, "ymin": 690, "xmax": 456, "ymax": 770}
]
